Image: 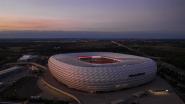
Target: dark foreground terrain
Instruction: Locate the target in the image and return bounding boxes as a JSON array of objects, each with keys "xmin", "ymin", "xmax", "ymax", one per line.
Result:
[{"xmin": 0, "ymin": 39, "xmax": 185, "ymax": 103}]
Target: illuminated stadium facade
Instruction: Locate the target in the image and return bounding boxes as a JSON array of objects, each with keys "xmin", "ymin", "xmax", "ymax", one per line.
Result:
[{"xmin": 48, "ymin": 52, "xmax": 157, "ymax": 92}]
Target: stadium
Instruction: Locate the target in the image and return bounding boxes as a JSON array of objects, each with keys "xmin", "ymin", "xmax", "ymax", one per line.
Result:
[{"xmin": 48, "ymin": 52, "xmax": 157, "ymax": 92}]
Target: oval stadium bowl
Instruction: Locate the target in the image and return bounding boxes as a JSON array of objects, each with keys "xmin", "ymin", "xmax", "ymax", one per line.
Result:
[{"xmin": 48, "ymin": 52, "xmax": 157, "ymax": 92}]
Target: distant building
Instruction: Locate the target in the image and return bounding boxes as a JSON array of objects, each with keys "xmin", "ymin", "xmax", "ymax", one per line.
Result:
[{"xmin": 18, "ymin": 55, "xmax": 38, "ymax": 62}]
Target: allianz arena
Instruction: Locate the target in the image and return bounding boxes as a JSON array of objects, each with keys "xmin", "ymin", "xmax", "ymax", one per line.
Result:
[{"xmin": 48, "ymin": 52, "xmax": 157, "ymax": 92}]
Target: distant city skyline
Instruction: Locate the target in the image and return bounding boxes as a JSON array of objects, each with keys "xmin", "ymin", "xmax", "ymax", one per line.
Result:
[{"xmin": 0, "ymin": 0, "xmax": 185, "ymax": 38}]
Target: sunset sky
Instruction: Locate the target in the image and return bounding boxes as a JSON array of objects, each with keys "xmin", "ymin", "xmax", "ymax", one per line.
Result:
[{"xmin": 0, "ymin": 0, "xmax": 185, "ymax": 32}]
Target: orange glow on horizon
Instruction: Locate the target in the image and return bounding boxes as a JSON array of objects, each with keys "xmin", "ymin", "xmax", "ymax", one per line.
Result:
[{"xmin": 0, "ymin": 16, "xmax": 79, "ymax": 31}]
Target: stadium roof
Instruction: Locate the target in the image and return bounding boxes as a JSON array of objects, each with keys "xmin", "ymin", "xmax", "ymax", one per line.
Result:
[{"xmin": 51, "ymin": 52, "xmax": 152, "ymax": 67}]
